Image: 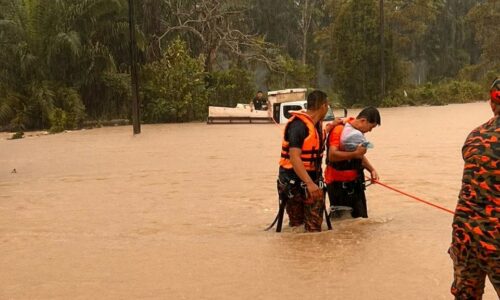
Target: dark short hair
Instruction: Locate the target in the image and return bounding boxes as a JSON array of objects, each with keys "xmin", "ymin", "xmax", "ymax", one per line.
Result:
[
  {"xmin": 357, "ymin": 106, "xmax": 381, "ymax": 125},
  {"xmin": 307, "ymin": 90, "xmax": 328, "ymax": 110},
  {"xmin": 257, "ymin": 90, "xmax": 264, "ymax": 94}
]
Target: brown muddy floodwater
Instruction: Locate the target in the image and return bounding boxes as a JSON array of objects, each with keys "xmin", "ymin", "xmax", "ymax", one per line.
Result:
[{"xmin": 0, "ymin": 102, "xmax": 497, "ymax": 299}]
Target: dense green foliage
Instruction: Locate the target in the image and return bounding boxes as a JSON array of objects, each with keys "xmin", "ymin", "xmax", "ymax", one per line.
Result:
[
  {"xmin": 0, "ymin": 0, "xmax": 130, "ymax": 130},
  {"xmin": 0, "ymin": 0, "xmax": 497, "ymax": 130},
  {"xmin": 206, "ymin": 68, "xmax": 256, "ymax": 108},
  {"xmin": 381, "ymin": 80, "xmax": 484, "ymax": 107},
  {"xmin": 141, "ymin": 39, "xmax": 207, "ymax": 123},
  {"xmin": 331, "ymin": 0, "xmax": 404, "ymax": 107}
]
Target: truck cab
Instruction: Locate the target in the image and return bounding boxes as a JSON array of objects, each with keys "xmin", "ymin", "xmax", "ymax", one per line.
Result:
[
  {"xmin": 207, "ymin": 88, "xmax": 343, "ymax": 124},
  {"xmin": 272, "ymin": 101, "xmax": 336, "ymax": 124}
]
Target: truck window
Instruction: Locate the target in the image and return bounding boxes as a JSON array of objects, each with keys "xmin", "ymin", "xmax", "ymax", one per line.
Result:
[
  {"xmin": 324, "ymin": 106, "xmax": 334, "ymax": 121},
  {"xmin": 283, "ymin": 105, "xmax": 303, "ymax": 119}
]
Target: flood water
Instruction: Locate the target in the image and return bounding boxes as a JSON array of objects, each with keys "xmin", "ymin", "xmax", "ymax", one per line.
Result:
[{"xmin": 0, "ymin": 102, "xmax": 497, "ymax": 299}]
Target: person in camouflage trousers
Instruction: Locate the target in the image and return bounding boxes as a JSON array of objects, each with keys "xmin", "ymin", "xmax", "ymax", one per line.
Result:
[
  {"xmin": 449, "ymin": 78, "xmax": 500, "ymax": 299},
  {"xmin": 277, "ymin": 180, "xmax": 325, "ymax": 231},
  {"xmin": 277, "ymin": 90, "xmax": 335, "ymax": 232}
]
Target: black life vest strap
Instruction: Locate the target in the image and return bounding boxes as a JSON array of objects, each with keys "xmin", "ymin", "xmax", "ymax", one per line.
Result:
[{"xmin": 282, "ymin": 146, "xmax": 319, "ymax": 155}]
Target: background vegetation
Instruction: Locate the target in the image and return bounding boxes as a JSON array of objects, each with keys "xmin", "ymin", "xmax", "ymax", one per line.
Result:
[{"xmin": 0, "ymin": 0, "xmax": 498, "ymax": 130}]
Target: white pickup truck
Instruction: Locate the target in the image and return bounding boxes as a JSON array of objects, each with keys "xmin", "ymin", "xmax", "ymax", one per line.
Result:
[{"xmin": 207, "ymin": 88, "xmax": 342, "ymax": 124}]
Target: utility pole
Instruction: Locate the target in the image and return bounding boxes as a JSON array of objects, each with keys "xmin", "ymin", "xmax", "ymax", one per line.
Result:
[
  {"xmin": 379, "ymin": 0, "xmax": 385, "ymax": 98},
  {"xmin": 128, "ymin": 0, "xmax": 141, "ymax": 134}
]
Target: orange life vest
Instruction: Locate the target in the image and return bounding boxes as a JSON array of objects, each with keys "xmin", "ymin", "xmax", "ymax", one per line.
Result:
[
  {"xmin": 324, "ymin": 118, "xmax": 361, "ymax": 183},
  {"xmin": 279, "ymin": 112, "xmax": 324, "ymax": 171}
]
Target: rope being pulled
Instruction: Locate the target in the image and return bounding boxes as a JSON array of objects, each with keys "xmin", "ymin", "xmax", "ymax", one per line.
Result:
[{"xmin": 368, "ymin": 178, "xmax": 455, "ymax": 215}]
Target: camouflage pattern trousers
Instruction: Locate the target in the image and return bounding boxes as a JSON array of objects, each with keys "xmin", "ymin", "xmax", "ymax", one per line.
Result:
[
  {"xmin": 449, "ymin": 227, "xmax": 500, "ymax": 299},
  {"xmin": 278, "ymin": 180, "xmax": 324, "ymax": 232}
]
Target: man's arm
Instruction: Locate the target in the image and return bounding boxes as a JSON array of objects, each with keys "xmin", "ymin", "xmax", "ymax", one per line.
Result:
[
  {"xmin": 324, "ymin": 118, "xmax": 343, "ymax": 133},
  {"xmin": 289, "ymin": 147, "xmax": 323, "ymax": 201},
  {"xmin": 362, "ymin": 156, "xmax": 379, "ymax": 180},
  {"xmin": 328, "ymin": 144, "xmax": 366, "ymax": 162},
  {"xmin": 327, "ymin": 122, "xmax": 365, "ymax": 162}
]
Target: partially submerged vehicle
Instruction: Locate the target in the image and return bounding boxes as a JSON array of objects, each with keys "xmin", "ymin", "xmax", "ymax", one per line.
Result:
[{"xmin": 207, "ymin": 88, "xmax": 343, "ymax": 124}]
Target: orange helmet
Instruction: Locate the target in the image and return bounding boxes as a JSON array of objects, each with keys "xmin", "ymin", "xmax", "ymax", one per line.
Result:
[{"xmin": 490, "ymin": 78, "xmax": 500, "ymax": 104}]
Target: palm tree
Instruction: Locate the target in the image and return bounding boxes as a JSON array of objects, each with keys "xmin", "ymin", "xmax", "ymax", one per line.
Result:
[{"xmin": 0, "ymin": 0, "xmax": 137, "ymax": 130}]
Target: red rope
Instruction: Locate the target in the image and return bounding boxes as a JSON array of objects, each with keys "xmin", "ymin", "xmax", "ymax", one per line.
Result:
[
  {"xmin": 369, "ymin": 178, "xmax": 455, "ymax": 215},
  {"xmin": 273, "ymin": 116, "xmax": 455, "ymax": 215}
]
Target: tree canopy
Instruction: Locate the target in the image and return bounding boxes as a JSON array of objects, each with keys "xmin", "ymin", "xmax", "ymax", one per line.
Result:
[{"xmin": 0, "ymin": 0, "xmax": 497, "ymax": 129}]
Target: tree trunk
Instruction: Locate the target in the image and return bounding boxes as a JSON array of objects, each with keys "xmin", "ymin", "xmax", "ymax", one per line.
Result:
[
  {"xmin": 205, "ymin": 47, "xmax": 217, "ymax": 72},
  {"xmin": 301, "ymin": 0, "xmax": 309, "ymax": 65}
]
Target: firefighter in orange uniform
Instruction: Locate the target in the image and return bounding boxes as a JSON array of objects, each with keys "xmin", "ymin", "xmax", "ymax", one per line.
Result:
[{"xmin": 449, "ymin": 78, "xmax": 500, "ymax": 299}]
